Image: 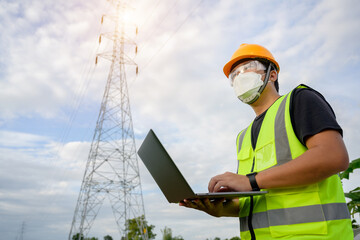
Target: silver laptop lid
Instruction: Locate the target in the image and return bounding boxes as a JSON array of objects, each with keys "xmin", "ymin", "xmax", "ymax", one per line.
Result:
[
  {"xmin": 138, "ymin": 129, "xmax": 267, "ymax": 203},
  {"xmin": 138, "ymin": 129, "xmax": 196, "ymax": 202}
]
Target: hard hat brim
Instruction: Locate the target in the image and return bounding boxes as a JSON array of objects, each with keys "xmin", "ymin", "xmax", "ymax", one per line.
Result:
[{"xmin": 223, "ymin": 55, "xmax": 280, "ymax": 78}]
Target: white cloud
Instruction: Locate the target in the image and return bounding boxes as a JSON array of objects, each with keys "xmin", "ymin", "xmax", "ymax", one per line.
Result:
[
  {"xmin": 0, "ymin": 0, "xmax": 109, "ymax": 120},
  {"xmin": 0, "ymin": 130, "xmax": 89, "ymax": 239},
  {"xmin": 0, "ymin": 0, "xmax": 359, "ymax": 239},
  {"xmin": 0, "ymin": 130, "xmax": 49, "ymax": 147}
]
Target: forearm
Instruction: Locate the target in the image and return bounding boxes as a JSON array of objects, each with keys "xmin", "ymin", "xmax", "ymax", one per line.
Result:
[
  {"xmin": 256, "ymin": 130, "xmax": 349, "ymax": 189},
  {"xmin": 257, "ymin": 151, "xmax": 333, "ymax": 189}
]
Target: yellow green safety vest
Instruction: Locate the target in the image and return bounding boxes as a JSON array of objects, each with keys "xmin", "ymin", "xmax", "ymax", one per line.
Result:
[{"xmin": 236, "ymin": 85, "xmax": 353, "ymax": 240}]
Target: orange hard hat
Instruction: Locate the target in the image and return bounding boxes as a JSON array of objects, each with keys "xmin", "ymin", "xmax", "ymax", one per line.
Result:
[{"xmin": 223, "ymin": 43, "xmax": 280, "ymax": 78}]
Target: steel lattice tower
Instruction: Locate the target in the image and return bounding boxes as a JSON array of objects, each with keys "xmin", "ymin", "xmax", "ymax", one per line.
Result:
[{"xmin": 69, "ymin": 0, "xmax": 148, "ymax": 239}]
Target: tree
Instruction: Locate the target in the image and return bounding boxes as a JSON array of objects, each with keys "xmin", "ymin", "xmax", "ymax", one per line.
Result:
[
  {"xmin": 121, "ymin": 215, "xmax": 156, "ymax": 240},
  {"xmin": 161, "ymin": 226, "xmax": 172, "ymax": 240},
  {"xmin": 104, "ymin": 235, "xmax": 113, "ymax": 240},
  {"xmin": 340, "ymin": 158, "xmax": 360, "ymax": 229},
  {"xmin": 72, "ymin": 233, "xmax": 98, "ymax": 240},
  {"xmin": 161, "ymin": 226, "xmax": 184, "ymax": 240},
  {"xmin": 72, "ymin": 233, "xmax": 84, "ymax": 240},
  {"xmin": 172, "ymin": 237, "xmax": 184, "ymax": 240},
  {"xmin": 207, "ymin": 237, "xmax": 241, "ymax": 240}
]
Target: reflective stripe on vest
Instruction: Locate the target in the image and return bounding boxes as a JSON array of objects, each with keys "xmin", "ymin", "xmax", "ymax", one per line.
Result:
[{"xmin": 239, "ymin": 202, "xmax": 350, "ymax": 232}]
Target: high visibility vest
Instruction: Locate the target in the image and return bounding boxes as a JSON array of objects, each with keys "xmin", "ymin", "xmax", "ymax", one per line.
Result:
[{"xmin": 236, "ymin": 85, "xmax": 353, "ymax": 240}]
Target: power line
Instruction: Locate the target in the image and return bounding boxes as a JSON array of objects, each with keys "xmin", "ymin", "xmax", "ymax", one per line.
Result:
[
  {"xmin": 17, "ymin": 1, "xmax": 114, "ymax": 235},
  {"xmin": 136, "ymin": 0, "xmax": 163, "ymax": 31},
  {"xmin": 137, "ymin": 0, "xmax": 180, "ymax": 51},
  {"xmin": 134, "ymin": 0, "xmax": 205, "ymax": 79}
]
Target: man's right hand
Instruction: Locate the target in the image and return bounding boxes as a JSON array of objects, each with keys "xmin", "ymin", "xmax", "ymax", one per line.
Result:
[{"xmin": 179, "ymin": 198, "xmax": 239, "ymax": 217}]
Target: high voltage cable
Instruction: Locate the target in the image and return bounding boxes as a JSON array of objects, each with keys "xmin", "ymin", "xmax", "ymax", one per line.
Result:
[
  {"xmin": 136, "ymin": 0, "xmax": 163, "ymax": 31},
  {"xmin": 56, "ymin": 1, "xmax": 114, "ymax": 147},
  {"xmin": 19, "ymin": 2, "xmax": 113, "ymax": 234},
  {"xmin": 3, "ymin": 1, "xmax": 108, "ymax": 237},
  {"xmin": 136, "ymin": 0, "xmax": 205, "ymax": 76},
  {"xmin": 137, "ymin": 0, "xmax": 180, "ymax": 51},
  {"xmin": 32, "ymin": 65, "xmax": 101, "ymax": 232},
  {"xmin": 128, "ymin": 0, "xmax": 205, "ymax": 90},
  {"xmin": 12, "ymin": 48, "xmax": 99, "ymax": 238}
]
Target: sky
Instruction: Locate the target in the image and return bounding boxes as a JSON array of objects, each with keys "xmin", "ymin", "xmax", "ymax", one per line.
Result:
[{"xmin": 0, "ymin": 0, "xmax": 360, "ymax": 239}]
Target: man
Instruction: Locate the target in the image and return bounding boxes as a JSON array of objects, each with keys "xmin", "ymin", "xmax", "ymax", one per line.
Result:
[{"xmin": 180, "ymin": 43, "xmax": 353, "ymax": 239}]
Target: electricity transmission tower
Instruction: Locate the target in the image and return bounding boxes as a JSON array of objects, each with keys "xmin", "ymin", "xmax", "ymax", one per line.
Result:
[
  {"xmin": 16, "ymin": 221, "xmax": 25, "ymax": 240},
  {"xmin": 69, "ymin": 0, "xmax": 148, "ymax": 239}
]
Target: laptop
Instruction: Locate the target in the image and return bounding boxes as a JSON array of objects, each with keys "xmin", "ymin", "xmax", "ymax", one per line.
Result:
[{"xmin": 137, "ymin": 129, "xmax": 267, "ymax": 203}]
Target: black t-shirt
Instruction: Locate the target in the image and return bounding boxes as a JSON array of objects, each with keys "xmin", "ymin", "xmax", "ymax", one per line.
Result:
[{"xmin": 251, "ymin": 85, "xmax": 342, "ymax": 149}]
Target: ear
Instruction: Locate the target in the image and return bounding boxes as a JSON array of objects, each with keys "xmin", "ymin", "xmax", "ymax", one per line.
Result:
[{"xmin": 269, "ymin": 70, "xmax": 277, "ymax": 83}]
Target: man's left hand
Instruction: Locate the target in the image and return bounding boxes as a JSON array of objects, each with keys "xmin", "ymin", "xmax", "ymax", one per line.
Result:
[{"xmin": 208, "ymin": 172, "xmax": 252, "ymax": 193}]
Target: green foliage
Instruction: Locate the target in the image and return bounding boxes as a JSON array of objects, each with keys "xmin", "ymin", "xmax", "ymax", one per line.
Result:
[
  {"xmin": 352, "ymin": 219, "xmax": 360, "ymax": 229},
  {"xmin": 104, "ymin": 235, "xmax": 113, "ymax": 240},
  {"xmin": 161, "ymin": 226, "xmax": 172, "ymax": 240},
  {"xmin": 71, "ymin": 234, "xmax": 98, "ymax": 240},
  {"xmin": 121, "ymin": 215, "xmax": 156, "ymax": 240},
  {"xmin": 345, "ymin": 187, "xmax": 360, "ymax": 220},
  {"xmin": 72, "ymin": 233, "xmax": 84, "ymax": 240},
  {"xmin": 340, "ymin": 158, "xmax": 360, "ymax": 229},
  {"xmin": 161, "ymin": 226, "xmax": 184, "ymax": 240},
  {"xmin": 172, "ymin": 237, "xmax": 184, "ymax": 240},
  {"xmin": 340, "ymin": 158, "xmax": 360, "ymax": 179}
]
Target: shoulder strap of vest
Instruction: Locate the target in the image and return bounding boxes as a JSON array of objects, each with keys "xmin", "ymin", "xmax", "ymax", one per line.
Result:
[
  {"xmin": 237, "ymin": 125, "xmax": 250, "ymax": 154},
  {"xmin": 296, "ymin": 84, "xmax": 309, "ymax": 90},
  {"xmin": 236, "ymin": 85, "xmax": 306, "ymax": 156},
  {"xmin": 274, "ymin": 93, "xmax": 293, "ymax": 165},
  {"xmin": 281, "ymin": 85, "xmax": 309, "ymax": 160}
]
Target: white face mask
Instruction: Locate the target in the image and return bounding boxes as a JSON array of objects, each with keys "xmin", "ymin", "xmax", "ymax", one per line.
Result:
[{"xmin": 232, "ymin": 72, "xmax": 264, "ymax": 104}]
